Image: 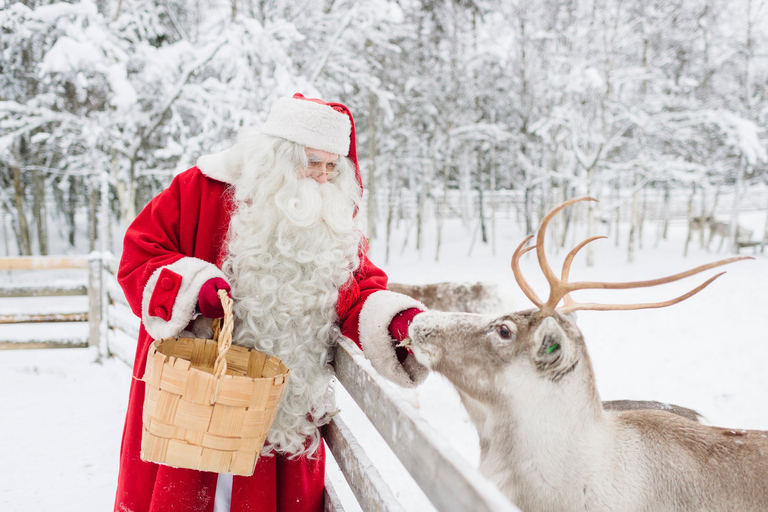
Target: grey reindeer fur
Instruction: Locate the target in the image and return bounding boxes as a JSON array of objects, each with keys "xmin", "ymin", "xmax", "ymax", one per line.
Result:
[{"xmin": 408, "ymin": 309, "xmax": 768, "ymax": 512}]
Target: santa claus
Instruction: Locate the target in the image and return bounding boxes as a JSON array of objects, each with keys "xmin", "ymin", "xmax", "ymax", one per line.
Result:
[{"xmin": 115, "ymin": 94, "xmax": 427, "ymax": 512}]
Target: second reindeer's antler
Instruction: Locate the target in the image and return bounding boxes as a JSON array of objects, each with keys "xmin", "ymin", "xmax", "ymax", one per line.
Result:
[{"xmin": 511, "ymin": 197, "xmax": 751, "ymax": 315}]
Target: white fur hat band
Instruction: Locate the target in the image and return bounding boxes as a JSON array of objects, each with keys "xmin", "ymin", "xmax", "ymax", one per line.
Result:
[{"xmin": 261, "ymin": 96, "xmax": 352, "ymax": 156}]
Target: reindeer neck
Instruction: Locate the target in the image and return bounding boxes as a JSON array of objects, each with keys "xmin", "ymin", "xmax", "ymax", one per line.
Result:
[
  {"xmin": 475, "ymin": 362, "xmax": 611, "ymax": 505},
  {"xmin": 500, "ymin": 368, "xmax": 603, "ymax": 443}
]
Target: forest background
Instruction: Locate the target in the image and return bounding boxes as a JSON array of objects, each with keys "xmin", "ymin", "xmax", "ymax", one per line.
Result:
[
  {"xmin": 1, "ymin": 0, "xmax": 767, "ymax": 263},
  {"xmin": 2, "ymin": 3, "xmax": 768, "ymax": 509}
]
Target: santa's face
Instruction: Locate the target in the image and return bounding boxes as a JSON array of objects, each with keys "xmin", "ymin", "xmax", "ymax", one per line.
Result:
[{"xmin": 302, "ymin": 148, "xmax": 340, "ymax": 183}]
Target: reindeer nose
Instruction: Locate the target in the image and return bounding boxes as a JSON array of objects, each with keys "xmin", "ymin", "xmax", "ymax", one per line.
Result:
[{"xmin": 408, "ymin": 315, "xmax": 432, "ymax": 342}]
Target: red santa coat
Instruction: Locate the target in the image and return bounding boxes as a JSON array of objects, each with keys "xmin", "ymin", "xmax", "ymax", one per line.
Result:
[{"xmin": 114, "ymin": 154, "xmax": 427, "ymax": 512}]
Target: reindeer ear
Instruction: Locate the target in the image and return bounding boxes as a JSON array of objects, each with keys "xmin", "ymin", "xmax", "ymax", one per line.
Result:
[
  {"xmin": 532, "ymin": 317, "xmax": 570, "ymax": 373},
  {"xmin": 537, "ymin": 331, "xmax": 562, "ymax": 360}
]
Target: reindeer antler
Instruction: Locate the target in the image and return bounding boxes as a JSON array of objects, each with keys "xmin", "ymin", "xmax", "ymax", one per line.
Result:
[
  {"xmin": 511, "ymin": 235, "xmax": 542, "ymax": 307},
  {"xmin": 511, "ymin": 197, "xmax": 752, "ymax": 315}
]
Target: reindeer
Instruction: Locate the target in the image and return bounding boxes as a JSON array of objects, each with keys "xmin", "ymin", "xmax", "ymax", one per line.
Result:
[
  {"xmin": 388, "ymin": 281, "xmax": 505, "ymax": 314},
  {"xmin": 406, "ymin": 197, "xmax": 767, "ymax": 512},
  {"xmin": 689, "ymin": 214, "xmax": 754, "ymax": 252},
  {"xmin": 708, "ymin": 219, "xmax": 754, "ymax": 252}
]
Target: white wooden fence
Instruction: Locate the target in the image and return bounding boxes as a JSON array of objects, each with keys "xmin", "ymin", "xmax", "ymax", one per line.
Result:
[
  {"xmin": 0, "ymin": 253, "xmax": 138, "ymax": 355},
  {"xmin": 0, "ymin": 254, "xmax": 98, "ymax": 349},
  {"xmin": 0, "ymin": 255, "xmax": 520, "ymax": 511}
]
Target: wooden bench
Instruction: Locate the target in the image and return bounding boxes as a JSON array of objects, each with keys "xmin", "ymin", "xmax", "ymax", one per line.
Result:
[{"xmin": 736, "ymin": 240, "xmax": 768, "ymax": 254}]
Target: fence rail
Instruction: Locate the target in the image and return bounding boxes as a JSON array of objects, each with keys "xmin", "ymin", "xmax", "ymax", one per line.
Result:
[
  {"xmin": 0, "ymin": 256, "xmax": 90, "ymax": 271},
  {"xmin": 324, "ymin": 414, "xmax": 405, "ymax": 512},
  {"xmin": 0, "ymin": 312, "xmax": 88, "ymax": 324},
  {"xmin": 0, "ymin": 283, "xmax": 88, "ymax": 298}
]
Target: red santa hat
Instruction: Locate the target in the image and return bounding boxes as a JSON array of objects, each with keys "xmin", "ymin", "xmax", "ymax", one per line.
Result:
[
  {"xmin": 261, "ymin": 93, "xmax": 353, "ymax": 157},
  {"xmin": 197, "ymin": 93, "xmax": 362, "ymax": 192}
]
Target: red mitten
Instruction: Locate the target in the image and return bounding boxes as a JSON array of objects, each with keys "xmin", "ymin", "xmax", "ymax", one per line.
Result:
[
  {"xmin": 389, "ymin": 308, "xmax": 422, "ymax": 363},
  {"xmin": 198, "ymin": 278, "xmax": 231, "ymax": 318}
]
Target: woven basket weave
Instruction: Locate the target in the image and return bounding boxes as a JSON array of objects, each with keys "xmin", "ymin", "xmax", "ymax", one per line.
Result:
[{"xmin": 140, "ymin": 290, "xmax": 289, "ymax": 476}]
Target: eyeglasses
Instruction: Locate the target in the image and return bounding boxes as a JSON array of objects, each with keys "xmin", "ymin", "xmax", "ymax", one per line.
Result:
[{"xmin": 305, "ymin": 160, "xmax": 341, "ymax": 180}]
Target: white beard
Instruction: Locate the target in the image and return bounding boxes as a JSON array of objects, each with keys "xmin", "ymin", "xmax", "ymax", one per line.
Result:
[{"xmin": 221, "ymin": 135, "xmax": 362, "ymax": 457}]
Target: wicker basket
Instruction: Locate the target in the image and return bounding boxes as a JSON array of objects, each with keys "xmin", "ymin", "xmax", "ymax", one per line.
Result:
[{"xmin": 140, "ymin": 290, "xmax": 289, "ymax": 476}]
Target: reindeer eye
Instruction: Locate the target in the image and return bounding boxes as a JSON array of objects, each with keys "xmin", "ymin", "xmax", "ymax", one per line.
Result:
[{"xmin": 497, "ymin": 324, "xmax": 512, "ymax": 339}]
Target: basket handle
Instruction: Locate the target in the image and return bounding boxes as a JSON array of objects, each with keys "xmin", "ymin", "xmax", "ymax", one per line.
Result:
[{"xmin": 212, "ymin": 289, "xmax": 234, "ymax": 384}]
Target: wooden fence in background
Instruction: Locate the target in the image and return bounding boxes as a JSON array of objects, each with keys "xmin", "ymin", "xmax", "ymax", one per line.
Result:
[
  {"xmin": 0, "ymin": 254, "xmax": 138, "ymax": 355},
  {"xmin": 1, "ymin": 255, "xmax": 96, "ymax": 349}
]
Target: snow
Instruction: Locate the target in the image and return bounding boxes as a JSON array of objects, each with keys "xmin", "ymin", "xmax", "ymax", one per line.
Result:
[
  {"xmin": 107, "ymin": 63, "xmax": 138, "ymax": 109},
  {"xmin": 31, "ymin": 0, "xmax": 98, "ymax": 23},
  {"xmin": 722, "ymin": 111, "xmax": 767, "ymax": 166},
  {"xmin": 1, "ymin": 215, "xmax": 768, "ymax": 511},
  {"xmin": 39, "ymin": 36, "xmax": 104, "ymax": 74},
  {"xmin": 679, "ymin": 110, "xmax": 768, "ymax": 167},
  {"xmin": 0, "ymin": 347, "xmax": 129, "ymax": 511}
]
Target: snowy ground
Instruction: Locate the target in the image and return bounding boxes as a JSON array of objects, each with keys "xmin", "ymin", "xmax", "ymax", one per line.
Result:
[{"xmin": 1, "ymin": 213, "xmax": 767, "ymax": 511}]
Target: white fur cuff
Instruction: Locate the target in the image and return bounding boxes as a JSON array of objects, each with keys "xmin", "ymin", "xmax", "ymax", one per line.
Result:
[
  {"xmin": 358, "ymin": 290, "xmax": 428, "ymax": 388},
  {"xmin": 141, "ymin": 257, "xmax": 227, "ymax": 340}
]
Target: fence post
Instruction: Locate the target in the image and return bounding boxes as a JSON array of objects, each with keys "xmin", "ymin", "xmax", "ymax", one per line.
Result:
[
  {"xmin": 102, "ymin": 251, "xmax": 115, "ymax": 358},
  {"xmin": 88, "ymin": 252, "xmax": 103, "ymax": 354}
]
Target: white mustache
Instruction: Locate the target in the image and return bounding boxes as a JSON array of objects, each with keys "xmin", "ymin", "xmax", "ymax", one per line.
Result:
[{"xmin": 277, "ymin": 178, "xmax": 354, "ymax": 232}]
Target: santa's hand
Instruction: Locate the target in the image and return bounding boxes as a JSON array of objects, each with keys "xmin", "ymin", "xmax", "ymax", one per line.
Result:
[
  {"xmin": 388, "ymin": 308, "xmax": 422, "ymax": 363},
  {"xmin": 198, "ymin": 278, "xmax": 231, "ymax": 318}
]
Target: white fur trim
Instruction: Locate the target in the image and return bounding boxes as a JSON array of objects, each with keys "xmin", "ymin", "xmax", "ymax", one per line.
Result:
[
  {"xmin": 358, "ymin": 290, "xmax": 428, "ymax": 388},
  {"xmin": 261, "ymin": 97, "xmax": 351, "ymax": 156},
  {"xmin": 142, "ymin": 257, "xmax": 227, "ymax": 340},
  {"xmin": 196, "ymin": 145, "xmax": 243, "ymax": 185}
]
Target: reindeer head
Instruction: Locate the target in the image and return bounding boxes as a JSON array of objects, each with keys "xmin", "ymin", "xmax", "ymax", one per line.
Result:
[
  {"xmin": 410, "ymin": 309, "xmax": 590, "ymax": 405},
  {"xmin": 409, "ymin": 197, "xmax": 749, "ymax": 407}
]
